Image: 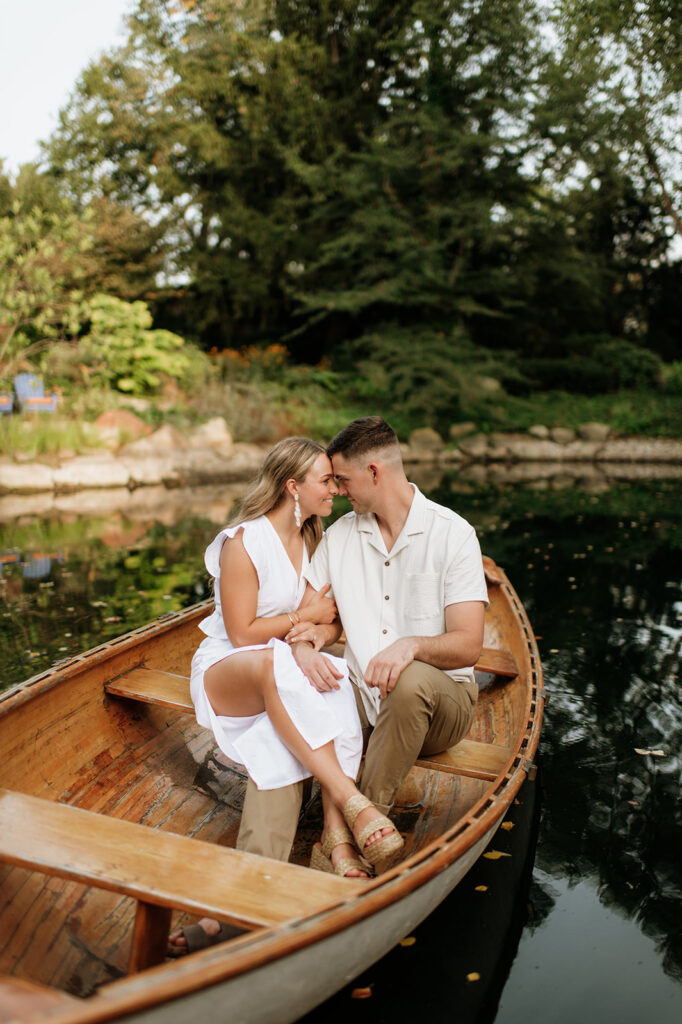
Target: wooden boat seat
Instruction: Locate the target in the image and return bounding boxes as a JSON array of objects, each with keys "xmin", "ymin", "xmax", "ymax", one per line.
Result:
[
  {"xmin": 0, "ymin": 788, "xmax": 361, "ymax": 974},
  {"xmin": 106, "ymin": 660, "xmax": 515, "ymax": 782},
  {"xmin": 0, "ymin": 975, "xmax": 80, "ymax": 1023}
]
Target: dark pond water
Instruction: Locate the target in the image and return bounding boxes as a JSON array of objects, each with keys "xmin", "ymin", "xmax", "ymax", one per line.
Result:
[{"xmin": 1, "ymin": 472, "xmax": 681, "ymax": 1022}]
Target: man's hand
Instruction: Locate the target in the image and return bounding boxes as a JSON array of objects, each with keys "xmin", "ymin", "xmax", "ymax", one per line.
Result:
[
  {"xmin": 364, "ymin": 637, "xmax": 419, "ymax": 699},
  {"xmin": 291, "ymin": 641, "xmax": 343, "ymax": 692}
]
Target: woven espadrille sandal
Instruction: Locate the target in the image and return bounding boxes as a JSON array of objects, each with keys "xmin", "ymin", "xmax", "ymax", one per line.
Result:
[
  {"xmin": 309, "ymin": 826, "xmax": 371, "ymax": 878},
  {"xmin": 342, "ymin": 793, "xmax": 404, "ymax": 866}
]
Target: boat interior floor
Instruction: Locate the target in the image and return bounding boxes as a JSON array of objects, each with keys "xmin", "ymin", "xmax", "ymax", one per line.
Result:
[{"xmin": 0, "ymin": 691, "xmax": 497, "ymax": 1000}]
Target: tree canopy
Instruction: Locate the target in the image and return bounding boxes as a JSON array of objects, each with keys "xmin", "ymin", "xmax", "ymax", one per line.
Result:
[{"xmin": 7, "ymin": 0, "xmax": 678, "ymax": 415}]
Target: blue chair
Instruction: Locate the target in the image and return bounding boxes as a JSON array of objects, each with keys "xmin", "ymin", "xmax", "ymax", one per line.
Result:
[
  {"xmin": 0, "ymin": 393, "xmax": 13, "ymax": 414},
  {"xmin": 14, "ymin": 373, "xmax": 58, "ymax": 413}
]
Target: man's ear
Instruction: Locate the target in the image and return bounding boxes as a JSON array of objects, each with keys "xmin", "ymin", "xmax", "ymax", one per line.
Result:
[{"xmin": 368, "ymin": 462, "xmax": 379, "ymax": 483}]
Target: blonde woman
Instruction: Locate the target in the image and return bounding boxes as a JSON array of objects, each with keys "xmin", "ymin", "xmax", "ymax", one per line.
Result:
[{"xmin": 170, "ymin": 438, "xmax": 402, "ymax": 952}]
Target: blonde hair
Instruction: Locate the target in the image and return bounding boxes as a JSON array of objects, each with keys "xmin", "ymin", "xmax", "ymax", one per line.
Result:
[{"xmin": 229, "ymin": 437, "xmax": 327, "ymax": 555}]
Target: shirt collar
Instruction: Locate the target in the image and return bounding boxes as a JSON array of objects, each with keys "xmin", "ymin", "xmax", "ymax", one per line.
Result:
[{"xmin": 355, "ymin": 483, "xmax": 426, "ymax": 554}]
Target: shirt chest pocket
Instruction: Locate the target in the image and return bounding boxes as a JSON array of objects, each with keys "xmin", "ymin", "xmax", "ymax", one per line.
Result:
[{"xmin": 406, "ymin": 572, "xmax": 442, "ymax": 621}]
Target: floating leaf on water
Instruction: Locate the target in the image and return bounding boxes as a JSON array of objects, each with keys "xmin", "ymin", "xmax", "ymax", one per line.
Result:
[
  {"xmin": 475, "ymin": 885, "xmax": 488, "ymax": 892},
  {"xmin": 634, "ymin": 748, "xmax": 665, "ymax": 757},
  {"xmin": 501, "ymin": 821, "xmax": 515, "ymax": 831},
  {"xmin": 628, "ymin": 800, "xmax": 639, "ymax": 806},
  {"xmin": 399, "ymin": 936, "xmax": 416, "ymax": 946},
  {"xmin": 91, "ymin": 600, "xmax": 107, "ymax": 607},
  {"xmin": 483, "ymin": 850, "xmax": 511, "ymax": 860},
  {"xmin": 549, "ymin": 648, "xmax": 559, "ymax": 654},
  {"xmin": 466, "ymin": 972, "xmax": 481, "ymax": 982},
  {"xmin": 351, "ymin": 987, "xmax": 373, "ymax": 1000},
  {"xmin": 103, "ymin": 616, "xmax": 122, "ymax": 623}
]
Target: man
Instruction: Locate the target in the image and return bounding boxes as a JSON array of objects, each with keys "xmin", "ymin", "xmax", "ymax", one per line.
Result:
[{"xmin": 236, "ymin": 416, "xmax": 488, "ymax": 857}]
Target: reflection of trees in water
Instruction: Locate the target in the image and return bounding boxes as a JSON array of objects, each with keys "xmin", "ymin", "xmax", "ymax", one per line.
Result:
[
  {"xmin": 0, "ymin": 513, "xmax": 213, "ymax": 689},
  {"xmin": 458, "ymin": 483, "xmax": 682, "ymax": 983}
]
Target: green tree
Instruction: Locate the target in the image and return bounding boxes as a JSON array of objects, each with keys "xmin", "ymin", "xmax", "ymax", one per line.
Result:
[{"xmin": 0, "ymin": 189, "xmax": 92, "ymax": 378}]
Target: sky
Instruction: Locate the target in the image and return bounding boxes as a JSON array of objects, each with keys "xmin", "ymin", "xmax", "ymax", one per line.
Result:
[{"xmin": 0, "ymin": 0, "xmax": 134, "ymax": 173}]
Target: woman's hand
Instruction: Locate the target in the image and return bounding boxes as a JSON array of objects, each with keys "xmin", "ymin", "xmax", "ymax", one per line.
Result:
[
  {"xmin": 286, "ymin": 620, "xmax": 324, "ymax": 650},
  {"xmin": 299, "ymin": 583, "xmax": 338, "ymax": 625}
]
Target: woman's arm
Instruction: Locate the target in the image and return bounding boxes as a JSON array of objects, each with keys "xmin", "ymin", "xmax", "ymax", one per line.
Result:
[
  {"xmin": 286, "ymin": 583, "xmax": 343, "ymax": 650},
  {"xmin": 218, "ymin": 534, "xmax": 338, "ymax": 648}
]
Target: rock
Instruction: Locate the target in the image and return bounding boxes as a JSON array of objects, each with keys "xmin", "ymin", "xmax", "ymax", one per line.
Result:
[
  {"xmin": 187, "ymin": 417, "xmax": 234, "ymax": 452},
  {"xmin": 549, "ymin": 427, "xmax": 576, "ymax": 445},
  {"xmin": 448, "ymin": 422, "xmax": 477, "ymax": 440},
  {"xmin": 408, "ymin": 427, "xmax": 445, "ymax": 454},
  {"xmin": 93, "ymin": 410, "xmax": 151, "ymax": 449},
  {"xmin": 0, "ymin": 461, "xmax": 55, "ymax": 494},
  {"xmin": 528, "ymin": 425, "xmax": 550, "ymax": 439},
  {"xmin": 577, "ymin": 422, "xmax": 611, "ymax": 442},
  {"xmin": 501, "ymin": 436, "xmax": 566, "ymax": 461},
  {"xmin": 456, "ymin": 434, "xmax": 489, "ymax": 458},
  {"xmin": 474, "ymin": 375, "xmax": 503, "ymax": 394},
  {"xmin": 119, "ymin": 423, "xmax": 188, "ymax": 455},
  {"xmin": 118, "ymin": 455, "xmax": 180, "ymax": 488},
  {"xmin": 53, "ymin": 456, "xmax": 131, "ymax": 492},
  {"xmin": 597, "ymin": 438, "xmax": 682, "ymax": 463}
]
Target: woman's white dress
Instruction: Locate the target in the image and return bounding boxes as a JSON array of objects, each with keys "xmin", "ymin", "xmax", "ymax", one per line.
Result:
[{"xmin": 190, "ymin": 517, "xmax": 363, "ymax": 790}]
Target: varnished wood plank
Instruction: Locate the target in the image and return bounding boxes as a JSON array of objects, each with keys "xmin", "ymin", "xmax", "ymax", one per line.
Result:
[
  {"xmin": 107, "ymin": 667, "xmax": 193, "ymax": 712},
  {"xmin": 475, "ymin": 646, "xmax": 518, "ymax": 679},
  {"xmin": 415, "ymin": 738, "xmax": 512, "ymax": 781},
  {"xmin": 129, "ymin": 903, "xmax": 173, "ymax": 973},
  {"xmin": 109, "ymin": 648, "xmax": 517, "ymax": 727},
  {"xmin": 0, "ymin": 975, "xmax": 79, "ymax": 1023},
  {"xmin": 0, "ymin": 790, "xmax": 362, "ymax": 934}
]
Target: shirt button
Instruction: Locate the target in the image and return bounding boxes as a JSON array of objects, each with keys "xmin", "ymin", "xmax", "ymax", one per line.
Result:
[
  {"xmin": 384, "ymin": 595, "xmax": 389, "ymax": 600},
  {"xmin": 384, "ymin": 560, "xmax": 390, "ymax": 567},
  {"xmin": 382, "ymin": 628, "xmax": 387, "ymax": 635}
]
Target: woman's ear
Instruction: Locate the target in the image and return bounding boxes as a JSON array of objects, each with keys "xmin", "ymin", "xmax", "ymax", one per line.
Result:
[{"xmin": 284, "ymin": 477, "xmax": 298, "ymax": 499}]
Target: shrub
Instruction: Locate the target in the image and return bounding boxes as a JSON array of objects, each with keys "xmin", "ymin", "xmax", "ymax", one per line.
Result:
[
  {"xmin": 591, "ymin": 339, "xmax": 663, "ymax": 390},
  {"xmin": 77, "ymin": 295, "xmax": 209, "ymax": 395}
]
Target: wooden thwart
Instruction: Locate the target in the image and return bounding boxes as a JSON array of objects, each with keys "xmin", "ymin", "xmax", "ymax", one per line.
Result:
[
  {"xmin": 106, "ymin": 642, "xmax": 518, "ymax": 715},
  {"xmin": 107, "ymin": 665, "xmax": 514, "ymax": 781},
  {"xmin": 0, "ymin": 788, "xmax": 361, "ymax": 972},
  {"xmin": 415, "ymin": 738, "xmax": 512, "ymax": 782}
]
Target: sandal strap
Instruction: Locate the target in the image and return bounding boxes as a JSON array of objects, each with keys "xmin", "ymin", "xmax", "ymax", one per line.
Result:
[
  {"xmin": 320, "ymin": 827, "xmax": 355, "ymax": 859},
  {"xmin": 355, "ymin": 814, "xmax": 395, "ymax": 852},
  {"xmin": 342, "ymin": 792, "xmax": 373, "ymax": 830},
  {"xmin": 334, "ymin": 855, "xmax": 370, "ymax": 878}
]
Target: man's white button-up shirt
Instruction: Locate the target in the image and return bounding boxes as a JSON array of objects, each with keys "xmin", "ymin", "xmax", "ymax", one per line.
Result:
[{"xmin": 305, "ymin": 485, "xmax": 488, "ymax": 725}]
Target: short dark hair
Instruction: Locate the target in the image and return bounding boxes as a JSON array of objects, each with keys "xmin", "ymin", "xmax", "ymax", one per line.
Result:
[{"xmin": 327, "ymin": 416, "xmax": 399, "ymax": 460}]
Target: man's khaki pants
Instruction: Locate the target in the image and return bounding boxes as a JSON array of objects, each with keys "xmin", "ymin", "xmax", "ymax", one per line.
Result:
[{"xmin": 235, "ymin": 660, "xmax": 476, "ymax": 860}]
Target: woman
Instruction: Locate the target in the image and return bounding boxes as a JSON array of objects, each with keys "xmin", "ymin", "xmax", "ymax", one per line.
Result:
[{"xmin": 170, "ymin": 439, "xmax": 403, "ymax": 952}]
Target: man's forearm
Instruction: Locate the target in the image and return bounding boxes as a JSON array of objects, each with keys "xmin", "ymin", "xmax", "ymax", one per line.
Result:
[{"xmin": 412, "ymin": 630, "xmax": 482, "ymax": 671}]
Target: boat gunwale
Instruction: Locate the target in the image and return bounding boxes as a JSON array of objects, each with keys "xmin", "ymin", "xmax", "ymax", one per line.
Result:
[{"xmin": 4, "ymin": 567, "xmax": 543, "ymax": 1024}]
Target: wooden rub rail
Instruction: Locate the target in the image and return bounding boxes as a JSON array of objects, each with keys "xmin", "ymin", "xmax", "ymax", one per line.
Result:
[
  {"xmin": 106, "ymin": 652, "xmax": 516, "ymax": 783},
  {"xmin": 0, "ymin": 788, "xmax": 360, "ymax": 974}
]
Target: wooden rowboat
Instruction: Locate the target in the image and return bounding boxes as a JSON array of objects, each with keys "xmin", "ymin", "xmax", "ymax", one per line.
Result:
[{"xmin": 0, "ymin": 556, "xmax": 543, "ymax": 1024}]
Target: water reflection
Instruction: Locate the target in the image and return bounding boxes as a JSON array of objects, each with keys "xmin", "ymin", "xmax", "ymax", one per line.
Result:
[{"xmin": 0, "ymin": 471, "xmax": 681, "ymax": 1018}]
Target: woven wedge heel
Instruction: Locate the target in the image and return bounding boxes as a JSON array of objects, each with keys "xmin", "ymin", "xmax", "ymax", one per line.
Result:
[
  {"xmin": 309, "ymin": 826, "xmax": 370, "ymax": 878},
  {"xmin": 342, "ymin": 793, "xmax": 404, "ymax": 866}
]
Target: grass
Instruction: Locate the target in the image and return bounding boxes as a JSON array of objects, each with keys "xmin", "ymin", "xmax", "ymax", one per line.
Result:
[
  {"xmin": 486, "ymin": 390, "xmax": 682, "ymax": 438},
  {"xmin": 0, "ymin": 415, "xmax": 104, "ymax": 458}
]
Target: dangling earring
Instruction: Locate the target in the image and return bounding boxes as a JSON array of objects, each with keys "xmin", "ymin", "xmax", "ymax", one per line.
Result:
[{"xmin": 294, "ymin": 494, "xmax": 302, "ymax": 529}]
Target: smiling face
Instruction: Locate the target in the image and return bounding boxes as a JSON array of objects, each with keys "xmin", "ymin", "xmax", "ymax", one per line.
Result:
[
  {"xmin": 296, "ymin": 452, "xmax": 338, "ymax": 519},
  {"xmin": 330, "ymin": 452, "xmax": 376, "ymax": 514}
]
